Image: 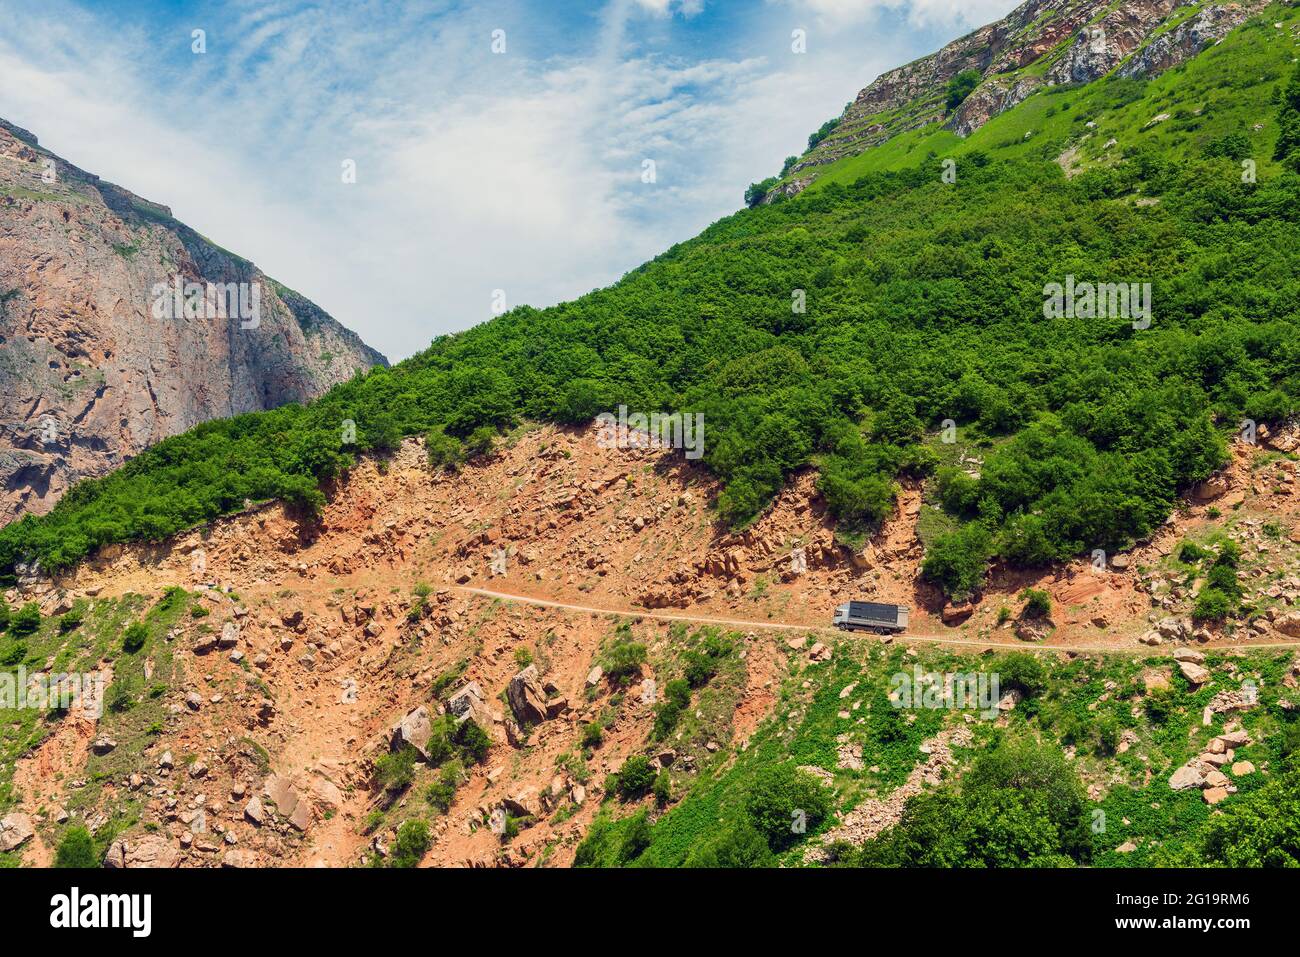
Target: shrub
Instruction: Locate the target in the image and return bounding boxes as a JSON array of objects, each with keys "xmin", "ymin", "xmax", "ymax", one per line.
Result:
[
  {"xmin": 0, "ymin": 598, "xmax": 8, "ymax": 631},
  {"xmin": 995, "ymin": 652, "xmax": 1046, "ymax": 697},
  {"xmin": 574, "ymin": 809, "xmax": 651, "ymax": 866},
  {"xmin": 424, "ymin": 426, "xmax": 465, "ymax": 471},
  {"xmin": 513, "ymin": 647, "xmax": 534, "ymax": 668},
  {"xmin": 945, "ymin": 69, "xmax": 981, "ymax": 111},
  {"xmin": 1178, "ymin": 540, "xmax": 1212, "ymax": 564},
  {"xmin": 425, "ymin": 760, "xmax": 462, "ymax": 813},
  {"xmin": 0, "ymin": 639, "xmax": 26, "ymax": 667},
  {"xmin": 684, "ymin": 821, "xmax": 774, "ymax": 868},
  {"xmin": 374, "ymin": 746, "xmax": 418, "ymax": 795},
  {"xmin": 600, "ymin": 637, "xmax": 647, "ymax": 683},
  {"xmin": 465, "ymin": 426, "xmax": 497, "ymax": 458},
  {"xmin": 1020, "ymin": 588, "xmax": 1052, "ymax": 620},
  {"xmin": 389, "ymin": 819, "xmax": 431, "ymax": 868},
  {"xmin": 744, "ymin": 763, "xmax": 832, "ymax": 850},
  {"xmin": 653, "ymin": 770, "xmax": 672, "ymax": 806},
  {"xmin": 922, "ymin": 524, "xmax": 992, "ymax": 600},
  {"xmin": 58, "ymin": 607, "xmax": 84, "ymax": 633},
  {"xmin": 581, "ymin": 722, "xmax": 604, "ymax": 749},
  {"xmin": 121, "ymin": 622, "xmax": 148, "ymax": 652},
  {"xmin": 54, "ymin": 826, "xmax": 97, "ymax": 868},
  {"xmin": 453, "ymin": 719, "xmax": 492, "ymax": 764},
  {"xmin": 8, "ymin": 602, "xmax": 40, "ymax": 636},
  {"xmin": 610, "ymin": 755, "xmax": 655, "ymax": 800},
  {"xmin": 1193, "ymin": 588, "xmax": 1233, "ymax": 623}
]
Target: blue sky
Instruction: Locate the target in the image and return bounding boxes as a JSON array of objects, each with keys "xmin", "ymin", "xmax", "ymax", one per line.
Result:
[{"xmin": 0, "ymin": 0, "xmax": 1017, "ymax": 360}]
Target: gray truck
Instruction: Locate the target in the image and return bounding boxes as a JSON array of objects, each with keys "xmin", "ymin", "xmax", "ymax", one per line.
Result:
[{"xmin": 832, "ymin": 601, "xmax": 910, "ymax": 635}]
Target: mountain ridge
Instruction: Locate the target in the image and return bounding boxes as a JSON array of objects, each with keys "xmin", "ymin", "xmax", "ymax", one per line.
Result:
[{"xmin": 0, "ymin": 117, "xmax": 387, "ymax": 523}]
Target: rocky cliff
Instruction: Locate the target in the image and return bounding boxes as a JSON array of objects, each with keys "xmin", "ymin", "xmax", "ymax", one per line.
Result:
[
  {"xmin": 0, "ymin": 119, "xmax": 387, "ymax": 521},
  {"xmin": 781, "ymin": 0, "xmax": 1273, "ymax": 186}
]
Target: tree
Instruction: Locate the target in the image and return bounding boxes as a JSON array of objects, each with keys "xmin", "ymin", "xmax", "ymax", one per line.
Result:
[
  {"xmin": 1275, "ymin": 62, "xmax": 1300, "ymax": 164},
  {"xmin": 922, "ymin": 524, "xmax": 993, "ymax": 600},
  {"xmin": 744, "ymin": 763, "xmax": 832, "ymax": 850},
  {"xmin": 389, "ymin": 820, "xmax": 431, "ymax": 868},
  {"xmin": 946, "ymin": 69, "xmax": 981, "ymax": 111},
  {"xmin": 121, "ymin": 622, "xmax": 148, "ymax": 653}
]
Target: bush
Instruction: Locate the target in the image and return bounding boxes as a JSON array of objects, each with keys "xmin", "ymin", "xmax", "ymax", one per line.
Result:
[
  {"xmin": 1178, "ymin": 540, "xmax": 1212, "ymax": 564},
  {"xmin": 684, "ymin": 821, "xmax": 774, "ymax": 868},
  {"xmin": 425, "ymin": 760, "xmax": 462, "ymax": 813},
  {"xmin": 946, "ymin": 69, "xmax": 981, "ymax": 111},
  {"xmin": 581, "ymin": 722, "xmax": 604, "ymax": 749},
  {"xmin": 453, "ymin": 719, "xmax": 491, "ymax": 764},
  {"xmin": 389, "ymin": 819, "xmax": 431, "ymax": 868},
  {"xmin": 58, "ymin": 607, "xmax": 84, "ymax": 633},
  {"xmin": 995, "ymin": 652, "xmax": 1046, "ymax": 697},
  {"xmin": 922, "ymin": 524, "xmax": 993, "ymax": 600},
  {"xmin": 1193, "ymin": 587, "xmax": 1233, "ymax": 623},
  {"xmin": 574, "ymin": 809, "xmax": 651, "ymax": 866},
  {"xmin": 653, "ymin": 770, "xmax": 672, "ymax": 806},
  {"xmin": 8, "ymin": 602, "xmax": 40, "ymax": 636},
  {"xmin": 744, "ymin": 764, "xmax": 832, "ymax": 850},
  {"xmin": 424, "ymin": 426, "xmax": 465, "ymax": 471},
  {"xmin": 121, "ymin": 622, "xmax": 148, "ymax": 653},
  {"xmin": 610, "ymin": 754, "xmax": 655, "ymax": 800},
  {"xmin": 652, "ymin": 678, "xmax": 691, "ymax": 741},
  {"xmin": 0, "ymin": 638, "xmax": 26, "ymax": 667},
  {"xmin": 54, "ymin": 826, "xmax": 97, "ymax": 868},
  {"xmin": 0, "ymin": 598, "xmax": 9, "ymax": 631},
  {"xmin": 600, "ymin": 636, "xmax": 647, "ymax": 682},
  {"xmin": 465, "ymin": 426, "xmax": 497, "ymax": 458},
  {"xmin": 1020, "ymin": 588, "xmax": 1052, "ymax": 620},
  {"xmin": 374, "ymin": 746, "xmax": 418, "ymax": 795}
]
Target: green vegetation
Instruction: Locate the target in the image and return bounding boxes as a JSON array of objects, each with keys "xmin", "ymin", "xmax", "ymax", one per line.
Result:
[
  {"xmin": 945, "ymin": 69, "xmax": 982, "ymax": 112},
  {"xmin": 389, "ymin": 819, "xmax": 431, "ymax": 868},
  {"xmin": 4, "ymin": 12, "xmax": 1299, "ymax": 606},
  {"xmin": 54, "ymin": 826, "xmax": 98, "ymax": 868}
]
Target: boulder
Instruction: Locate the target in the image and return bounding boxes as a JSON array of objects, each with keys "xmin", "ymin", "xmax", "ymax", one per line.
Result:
[
  {"xmin": 1230, "ymin": 761, "xmax": 1255, "ymax": 776},
  {"xmin": 122, "ymin": 835, "xmax": 181, "ymax": 868},
  {"xmin": 1172, "ymin": 648, "xmax": 1205, "ymax": 664},
  {"xmin": 1169, "ymin": 764, "xmax": 1205, "ymax": 791},
  {"xmin": 1202, "ymin": 786, "xmax": 1230, "ymax": 805},
  {"xmin": 1275, "ymin": 612, "xmax": 1300, "ymax": 638},
  {"xmin": 507, "ymin": 665, "xmax": 548, "ymax": 724},
  {"xmin": 1178, "ymin": 660, "xmax": 1210, "ymax": 686},
  {"xmin": 390, "ymin": 706, "xmax": 434, "ymax": 759},
  {"xmin": 941, "ymin": 601, "xmax": 975, "ymax": 626},
  {"xmin": 244, "ymin": 796, "xmax": 265, "ymax": 825},
  {"xmin": 0, "ymin": 813, "xmax": 34, "ymax": 852},
  {"xmin": 585, "ymin": 666, "xmax": 604, "ymax": 689}
]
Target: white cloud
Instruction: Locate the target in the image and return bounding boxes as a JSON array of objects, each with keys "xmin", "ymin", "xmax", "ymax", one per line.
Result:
[
  {"xmin": 782, "ymin": 0, "xmax": 1016, "ymax": 29},
  {"xmin": 0, "ymin": 0, "xmax": 966, "ymax": 360}
]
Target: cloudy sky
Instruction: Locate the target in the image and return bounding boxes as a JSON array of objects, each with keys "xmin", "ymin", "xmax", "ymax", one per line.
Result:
[{"xmin": 0, "ymin": 0, "xmax": 1016, "ymax": 361}]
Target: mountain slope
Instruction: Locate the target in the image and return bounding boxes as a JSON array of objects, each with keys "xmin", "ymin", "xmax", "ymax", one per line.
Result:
[
  {"xmin": 0, "ymin": 119, "xmax": 387, "ymax": 522},
  {"xmin": 761, "ymin": 0, "xmax": 1279, "ymax": 201}
]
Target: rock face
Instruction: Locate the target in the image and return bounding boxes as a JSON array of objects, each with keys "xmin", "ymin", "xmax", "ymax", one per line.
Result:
[
  {"xmin": 0, "ymin": 117, "xmax": 387, "ymax": 522},
  {"xmin": 774, "ymin": 0, "xmax": 1270, "ymax": 197},
  {"xmin": 0, "ymin": 812, "xmax": 34, "ymax": 851}
]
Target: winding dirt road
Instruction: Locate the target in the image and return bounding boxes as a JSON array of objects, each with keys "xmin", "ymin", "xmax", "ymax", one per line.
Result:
[{"xmin": 453, "ymin": 586, "xmax": 1300, "ymax": 656}]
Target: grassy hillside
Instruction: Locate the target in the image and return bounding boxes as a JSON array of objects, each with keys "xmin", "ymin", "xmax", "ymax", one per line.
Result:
[
  {"xmin": 569, "ymin": 626, "xmax": 1300, "ymax": 869},
  {"xmin": 3, "ymin": 5, "xmax": 1300, "ymax": 612}
]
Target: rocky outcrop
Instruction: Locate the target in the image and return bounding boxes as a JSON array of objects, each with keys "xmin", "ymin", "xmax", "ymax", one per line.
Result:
[
  {"xmin": 777, "ymin": 0, "xmax": 1270, "ymax": 197},
  {"xmin": 0, "ymin": 117, "xmax": 387, "ymax": 522}
]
